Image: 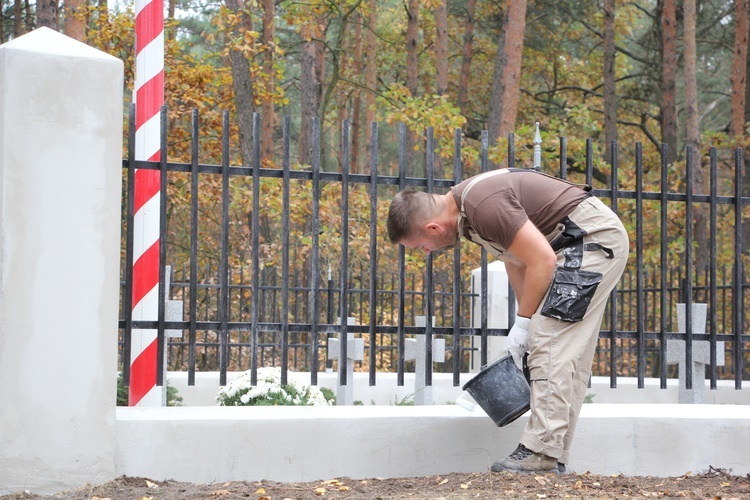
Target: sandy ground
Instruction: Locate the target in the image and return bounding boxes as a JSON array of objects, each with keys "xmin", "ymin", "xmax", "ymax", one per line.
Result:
[{"xmin": 2, "ymin": 466, "xmax": 749, "ymax": 499}]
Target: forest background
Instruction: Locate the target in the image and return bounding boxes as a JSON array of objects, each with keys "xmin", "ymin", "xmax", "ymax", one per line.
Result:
[{"xmin": 3, "ymin": 0, "xmax": 750, "ymax": 375}]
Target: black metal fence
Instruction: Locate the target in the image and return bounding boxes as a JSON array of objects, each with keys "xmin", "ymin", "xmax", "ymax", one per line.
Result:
[{"xmin": 119, "ymin": 107, "xmax": 749, "ymax": 391}]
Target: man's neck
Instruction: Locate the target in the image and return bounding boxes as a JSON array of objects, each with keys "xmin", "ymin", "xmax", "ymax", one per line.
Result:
[{"xmin": 442, "ymin": 192, "xmax": 459, "ymax": 218}]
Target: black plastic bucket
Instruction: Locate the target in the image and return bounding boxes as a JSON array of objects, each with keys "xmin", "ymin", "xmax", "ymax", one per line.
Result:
[{"xmin": 462, "ymin": 354, "xmax": 530, "ymax": 427}]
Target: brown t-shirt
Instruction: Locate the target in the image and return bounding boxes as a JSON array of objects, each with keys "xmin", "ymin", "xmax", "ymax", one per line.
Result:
[{"xmin": 451, "ymin": 169, "xmax": 589, "ymax": 251}]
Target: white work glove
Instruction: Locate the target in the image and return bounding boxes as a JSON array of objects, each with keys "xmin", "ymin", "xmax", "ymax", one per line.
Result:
[{"xmin": 507, "ymin": 315, "xmax": 530, "ymax": 370}]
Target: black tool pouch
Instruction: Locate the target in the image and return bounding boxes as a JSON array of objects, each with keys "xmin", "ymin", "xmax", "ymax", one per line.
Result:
[{"xmin": 540, "ymin": 268, "xmax": 603, "ymax": 322}]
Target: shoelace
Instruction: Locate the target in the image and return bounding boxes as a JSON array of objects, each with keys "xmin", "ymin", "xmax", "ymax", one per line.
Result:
[{"xmin": 508, "ymin": 444, "xmax": 534, "ymax": 460}]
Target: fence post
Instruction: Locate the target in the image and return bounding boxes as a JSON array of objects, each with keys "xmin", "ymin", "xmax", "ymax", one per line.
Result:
[{"xmin": 0, "ymin": 29, "xmax": 123, "ymax": 493}]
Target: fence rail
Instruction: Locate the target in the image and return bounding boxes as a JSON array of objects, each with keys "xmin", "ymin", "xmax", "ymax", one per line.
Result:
[{"xmin": 119, "ymin": 106, "xmax": 750, "ymax": 393}]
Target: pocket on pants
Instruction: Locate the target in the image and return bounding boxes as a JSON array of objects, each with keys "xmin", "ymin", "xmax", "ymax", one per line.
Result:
[{"xmin": 540, "ymin": 268, "xmax": 603, "ymax": 322}]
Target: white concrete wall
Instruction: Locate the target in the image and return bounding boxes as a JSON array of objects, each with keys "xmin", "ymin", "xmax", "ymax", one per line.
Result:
[
  {"xmin": 115, "ymin": 403, "xmax": 750, "ymax": 483},
  {"xmin": 0, "ymin": 28, "xmax": 123, "ymax": 494},
  {"xmin": 131, "ymin": 371, "xmax": 748, "ymax": 483}
]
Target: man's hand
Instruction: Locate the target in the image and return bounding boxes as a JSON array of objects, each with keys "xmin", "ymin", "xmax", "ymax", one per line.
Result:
[{"xmin": 507, "ymin": 315, "xmax": 530, "ymax": 370}]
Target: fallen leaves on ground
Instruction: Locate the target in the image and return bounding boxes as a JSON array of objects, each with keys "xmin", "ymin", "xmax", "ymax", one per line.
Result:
[{"xmin": 1, "ymin": 467, "xmax": 748, "ymax": 499}]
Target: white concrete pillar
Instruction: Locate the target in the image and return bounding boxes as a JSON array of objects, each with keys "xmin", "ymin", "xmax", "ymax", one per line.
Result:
[
  {"xmin": 0, "ymin": 28, "xmax": 123, "ymax": 494},
  {"xmin": 470, "ymin": 261, "xmax": 510, "ymax": 371}
]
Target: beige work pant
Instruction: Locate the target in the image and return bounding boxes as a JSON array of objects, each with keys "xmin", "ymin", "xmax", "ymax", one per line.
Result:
[{"xmin": 519, "ymin": 196, "xmax": 629, "ymax": 464}]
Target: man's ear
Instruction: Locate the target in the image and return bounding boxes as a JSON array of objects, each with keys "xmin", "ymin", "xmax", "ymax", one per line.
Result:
[{"xmin": 424, "ymin": 222, "xmax": 441, "ymax": 232}]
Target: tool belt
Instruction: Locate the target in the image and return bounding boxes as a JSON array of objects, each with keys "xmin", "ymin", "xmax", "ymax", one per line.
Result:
[{"xmin": 542, "ymin": 216, "xmax": 612, "ymax": 322}]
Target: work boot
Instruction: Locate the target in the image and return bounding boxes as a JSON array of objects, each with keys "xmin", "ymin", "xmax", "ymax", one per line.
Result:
[
  {"xmin": 491, "ymin": 444, "xmax": 559, "ymax": 474},
  {"xmin": 557, "ymin": 462, "xmax": 567, "ymax": 474}
]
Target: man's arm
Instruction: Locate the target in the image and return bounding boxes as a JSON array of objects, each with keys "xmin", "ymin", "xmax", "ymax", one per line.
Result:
[{"xmin": 505, "ymin": 220, "xmax": 558, "ymax": 318}]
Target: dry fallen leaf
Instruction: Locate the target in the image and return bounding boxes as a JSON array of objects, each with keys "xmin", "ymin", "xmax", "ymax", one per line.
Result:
[
  {"xmin": 314, "ymin": 487, "xmax": 326, "ymax": 495},
  {"xmin": 145, "ymin": 480, "xmax": 159, "ymax": 489},
  {"xmin": 438, "ymin": 478, "xmax": 448, "ymax": 485},
  {"xmin": 91, "ymin": 497, "xmax": 111, "ymax": 500},
  {"xmin": 255, "ymin": 487, "xmax": 266, "ymax": 494},
  {"xmin": 210, "ymin": 490, "xmax": 231, "ymax": 496},
  {"xmin": 338, "ymin": 486, "xmax": 350, "ymax": 492},
  {"xmin": 460, "ymin": 484, "xmax": 469, "ymax": 489}
]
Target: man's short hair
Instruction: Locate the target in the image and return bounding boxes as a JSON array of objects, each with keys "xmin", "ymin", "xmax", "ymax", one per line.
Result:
[{"xmin": 386, "ymin": 190, "xmax": 436, "ymax": 243}]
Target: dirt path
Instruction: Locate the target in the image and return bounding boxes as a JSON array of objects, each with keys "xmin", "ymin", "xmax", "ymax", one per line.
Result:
[{"xmin": 2, "ymin": 466, "xmax": 749, "ymax": 499}]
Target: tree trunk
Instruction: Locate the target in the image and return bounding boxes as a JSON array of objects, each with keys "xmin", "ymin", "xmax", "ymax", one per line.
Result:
[
  {"xmin": 13, "ymin": 0, "xmax": 23, "ymax": 37},
  {"xmin": 261, "ymin": 0, "xmax": 276, "ymax": 165},
  {"xmin": 37, "ymin": 0, "xmax": 59, "ymax": 29},
  {"xmin": 603, "ymin": 0, "xmax": 617, "ymax": 163},
  {"xmin": 300, "ymin": 39, "xmax": 321, "ymax": 166},
  {"xmin": 497, "ymin": 0, "xmax": 526, "ymax": 137},
  {"xmin": 457, "ymin": 0, "xmax": 476, "ymax": 117},
  {"xmin": 364, "ymin": 0, "xmax": 378, "ymax": 173},
  {"xmin": 488, "ymin": 0, "xmax": 527, "ymax": 149},
  {"xmin": 661, "ymin": 0, "xmax": 678, "ymax": 162},
  {"xmin": 225, "ymin": 0, "xmax": 256, "ymax": 168},
  {"xmin": 337, "ymin": 29, "xmax": 350, "ymax": 171},
  {"xmin": 166, "ymin": 0, "xmax": 175, "ymax": 40},
  {"xmin": 64, "ymin": 0, "xmax": 85, "ymax": 41},
  {"xmin": 351, "ymin": 16, "xmax": 363, "ymax": 173},
  {"xmin": 684, "ymin": 0, "xmax": 699, "ymax": 153},
  {"xmin": 683, "ymin": 0, "xmax": 708, "ymax": 275},
  {"xmin": 731, "ymin": 0, "xmax": 748, "ymax": 138},
  {"xmin": 405, "ymin": 0, "xmax": 419, "ymax": 174},
  {"xmin": 97, "ymin": 0, "xmax": 107, "ymax": 27},
  {"xmin": 435, "ymin": 0, "xmax": 448, "ymax": 96},
  {"xmin": 487, "ymin": 27, "xmax": 506, "ymax": 147},
  {"xmin": 431, "ymin": 0, "xmax": 448, "ymax": 179},
  {"xmin": 743, "ymin": 2, "xmax": 750, "ymax": 252}
]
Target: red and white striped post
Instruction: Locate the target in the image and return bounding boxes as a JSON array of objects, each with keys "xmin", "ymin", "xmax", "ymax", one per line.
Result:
[{"xmin": 130, "ymin": 0, "xmax": 164, "ymax": 406}]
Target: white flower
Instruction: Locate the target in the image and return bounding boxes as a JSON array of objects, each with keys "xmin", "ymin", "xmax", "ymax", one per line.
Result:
[{"xmin": 216, "ymin": 367, "xmax": 333, "ymax": 406}]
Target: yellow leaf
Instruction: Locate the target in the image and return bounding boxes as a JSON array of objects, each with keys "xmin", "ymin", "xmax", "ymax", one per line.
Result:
[
  {"xmin": 460, "ymin": 484, "xmax": 469, "ymax": 489},
  {"xmin": 338, "ymin": 486, "xmax": 350, "ymax": 492},
  {"xmin": 255, "ymin": 488, "xmax": 266, "ymax": 494},
  {"xmin": 314, "ymin": 487, "xmax": 326, "ymax": 495}
]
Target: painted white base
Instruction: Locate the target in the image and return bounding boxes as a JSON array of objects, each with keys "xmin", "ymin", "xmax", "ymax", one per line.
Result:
[
  {"xmin": 115, "ymin": 403, "xmax": 750, "ymax": 484},
  {"xmin": 168, "ymin": 371, "xmax": 750, "ymax": 406}
]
